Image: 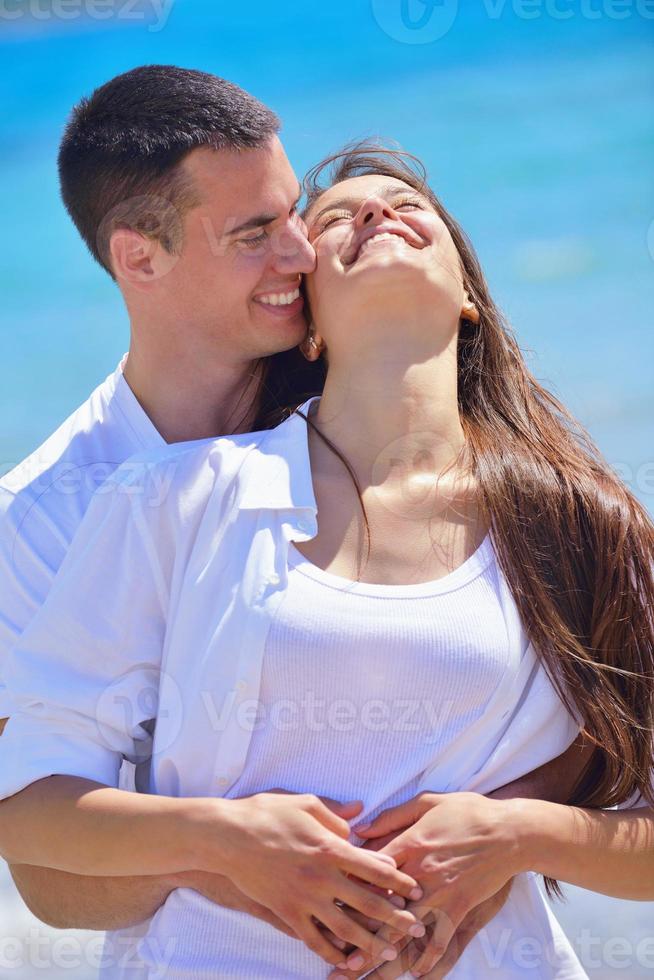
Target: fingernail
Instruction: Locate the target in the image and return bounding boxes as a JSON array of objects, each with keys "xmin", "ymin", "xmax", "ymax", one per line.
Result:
[
  {"xmin": 389, "ymin": 894, "xmax": 405, "ymax": 907},
  {"xmin": 346, "ymin": 954, "xmax": 365, "ymax": 969},
  {"xmin": 356, "ymin": 821, "xmax": 371, "ymax": 831},
  {"xmin": 382, "ymin": 947, "xmax": 398, "ymax": 961},
  {"xmin": 410, "ymin": 923, "xmax": 426, "ymax": 937},
  {"xmin": 410, "ymin": 886, "xmax": 423, "ymax": 900}
]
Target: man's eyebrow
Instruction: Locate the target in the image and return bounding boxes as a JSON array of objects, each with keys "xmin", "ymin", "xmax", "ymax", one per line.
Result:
[
  {"xmin": 310, "ymin": 183, "xmax": 422, "ymax": 225},
  {"xmin": 227, "ymin": 184, "xmax": 303, "ymax": 236}
]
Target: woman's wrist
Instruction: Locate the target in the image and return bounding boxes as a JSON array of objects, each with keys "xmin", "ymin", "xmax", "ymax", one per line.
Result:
[
  {"xmin": 173, "ymin": 795, "xmax": 246, "ymax": 877},
  {"xmin": 499, "ymin": 797, "xmax": 555, "ymax": 876}
]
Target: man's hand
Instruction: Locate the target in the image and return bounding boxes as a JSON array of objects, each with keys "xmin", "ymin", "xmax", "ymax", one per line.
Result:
[
  {"xmin": 175, "ymin": 869, "xmax": 299, "ymax": 937},
  {"xmin": 333, "ymin": 792, "xmax": 520, "ymax": 974},
  {"xmin": 327, "ymin": 879, "xmax": 513, "ymax": 979}
]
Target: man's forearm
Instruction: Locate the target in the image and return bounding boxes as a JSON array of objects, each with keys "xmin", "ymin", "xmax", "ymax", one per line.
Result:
[
  {"xmin": 487, "ymin": 732, "xmax": 594, "ymax": 804},
  {"xmin": 0, "ymin": 717, "xmax": 7, "ymax": 736},
  {"xmin": 9, "ymin": 864, "xmax": 179, "ymax": 930}
]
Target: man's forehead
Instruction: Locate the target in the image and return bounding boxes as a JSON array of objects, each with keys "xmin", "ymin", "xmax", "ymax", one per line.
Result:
[
  {"xmin": 183, "ymin": 142, "xmax": 299, "ymax": 197},
  {"xmin": 182, "ymin": 144, "xmax": 301, "ymax": 222}
]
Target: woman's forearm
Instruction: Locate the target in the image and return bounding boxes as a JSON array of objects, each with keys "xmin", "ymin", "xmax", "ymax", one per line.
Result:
[
  {"xmin": 0, "ymin": 774, "xmax": 228, "ymax": 876},
  {"xmin": 510, "ymin": 798, "xmax": 654, "ymax": 900}
]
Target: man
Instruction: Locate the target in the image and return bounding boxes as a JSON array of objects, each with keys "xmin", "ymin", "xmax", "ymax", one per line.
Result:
[{"xmin": 0, "ymin": 64, "xmax": 590, "ymax": 979}]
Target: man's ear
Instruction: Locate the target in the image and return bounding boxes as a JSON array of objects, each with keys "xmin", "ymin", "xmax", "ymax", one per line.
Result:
[{"xmin": 109, "ymin": 228, "xmax": 179, "ymax": 286}]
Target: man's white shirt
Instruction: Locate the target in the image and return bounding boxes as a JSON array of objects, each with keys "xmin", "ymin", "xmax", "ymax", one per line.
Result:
[{"xmin": 0, "ymin": 355, "xmax": 165, "ymax": 717}]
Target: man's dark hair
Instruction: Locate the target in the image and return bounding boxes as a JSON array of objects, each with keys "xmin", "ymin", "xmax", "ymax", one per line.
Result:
[{"xmin": 58, "ymin": 64, "xmax": 281, "ymax": 277}]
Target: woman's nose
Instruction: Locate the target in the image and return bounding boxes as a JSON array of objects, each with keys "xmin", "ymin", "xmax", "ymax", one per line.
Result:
[{"xmin": 355, "ymin": 196, "xmax": 397, "ymax": 228}]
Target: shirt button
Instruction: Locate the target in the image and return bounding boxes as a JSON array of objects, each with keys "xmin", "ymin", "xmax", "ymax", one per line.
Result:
[
  {"xmin": 217, "ymin": 776, "xmax": 229, "ymax": 786},
  {"xmin": 268, "ymin": 572, "xmax": 281, "ymax": 586},
  {"xmin": 236, "ymin": 679, "xmax": 247, "ymax": 691}
]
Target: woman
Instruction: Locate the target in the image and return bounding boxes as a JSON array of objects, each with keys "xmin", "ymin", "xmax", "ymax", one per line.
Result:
[{"xmin": 0, "ymin": 143, "xmax": 652, "ymax": 980}]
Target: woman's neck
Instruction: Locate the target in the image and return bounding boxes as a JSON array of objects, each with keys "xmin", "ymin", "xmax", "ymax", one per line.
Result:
[{"xmin": 313, "ymin": 338, "xmax": 466, "ymax": 491}]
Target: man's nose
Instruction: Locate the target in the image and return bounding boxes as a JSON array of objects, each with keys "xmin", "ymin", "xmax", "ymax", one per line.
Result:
[
  {"xmin": 271, "ymin": 220, "xmax": 316, "ymax": 275},
  {"xmin": 355, "ymin": 196, "xmax": 397, "ymax": 229}
]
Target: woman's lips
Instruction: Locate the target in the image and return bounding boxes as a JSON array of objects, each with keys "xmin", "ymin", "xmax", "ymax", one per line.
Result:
[{"xmin": 345, "ymin": 228, "xmax": 424, "ymax": 266}]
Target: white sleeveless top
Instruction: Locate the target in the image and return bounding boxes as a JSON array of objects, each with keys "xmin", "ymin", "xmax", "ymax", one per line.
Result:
[{"xmin": 154, "ymin": 532, "xmax": 586, "ymax": 980}]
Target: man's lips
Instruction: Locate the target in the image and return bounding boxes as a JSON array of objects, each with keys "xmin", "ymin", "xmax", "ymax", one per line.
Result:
[
  {"xmin": 343, "ymin": 225, "xmax": 425, "ymax": 266},
  {"xmin": 253, "ymin": 285, "xmax": 304, "ymax": 318}
]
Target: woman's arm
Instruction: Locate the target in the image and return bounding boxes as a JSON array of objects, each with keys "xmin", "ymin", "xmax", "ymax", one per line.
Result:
[
  {"xmin": 509, "ymin": 797, "xmax": 654, "ymax": 900},
  {"xmin": 0, "ymin": 776, "xmax": 211, "ymax": 875},
  {"xmin": 0, "ymin": 775, "xmax": 426, "ymax": 970}
]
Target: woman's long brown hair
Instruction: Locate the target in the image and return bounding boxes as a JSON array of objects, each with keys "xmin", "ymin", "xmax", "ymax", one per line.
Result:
[{"xmin": 257, "ymin": 141, "xmax": 654, "ymax": 897}]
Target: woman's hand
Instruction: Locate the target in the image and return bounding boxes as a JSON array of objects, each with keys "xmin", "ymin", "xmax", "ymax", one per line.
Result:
[
  {"xmin": 336, "ymin": 792, "xmax": 523, "ymax": 973},
  {"xmin": 196, "ymin": 790, "xmax": 425, "ymax": 969}
]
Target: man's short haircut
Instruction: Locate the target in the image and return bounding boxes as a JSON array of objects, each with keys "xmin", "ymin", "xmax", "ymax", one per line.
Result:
[{"xmin": 58, "ymin": 64, "xmax": 281, "ymax": 277}]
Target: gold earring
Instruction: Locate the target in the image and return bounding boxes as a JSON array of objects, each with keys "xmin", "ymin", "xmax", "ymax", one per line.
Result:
[{"xmin": 461, "ymin": 299, "xmax": 480, "ymax": 324}]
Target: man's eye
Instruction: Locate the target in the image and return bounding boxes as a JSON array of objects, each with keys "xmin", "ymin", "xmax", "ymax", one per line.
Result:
[{"xmin": 238, "ymin": 231, "xmax": 268, "ymax": 249}]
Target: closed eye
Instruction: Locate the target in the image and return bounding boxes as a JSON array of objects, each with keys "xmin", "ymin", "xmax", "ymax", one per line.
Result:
[
  {"xmin": 317, "ymin": 210, "xmax": 353, "ymax": 232},
  {"xmin": 238, "ymin": 231, "xmax": 268, "ymax": 249}
]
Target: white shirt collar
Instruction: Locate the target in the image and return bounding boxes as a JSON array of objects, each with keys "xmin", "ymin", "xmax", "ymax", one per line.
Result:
[{"xmin": 239, "ymin": 395, "xmax": 320, "ymax": 521}]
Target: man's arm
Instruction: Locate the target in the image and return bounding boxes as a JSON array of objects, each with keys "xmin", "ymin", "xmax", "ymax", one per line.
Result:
[
  {"xmin": 487, "ymin": 731, "xmax": 594, "ymax": 803},
  {"xmin": 7, "ymin": 864, "xmax": 298, "ymax": 934},
  {"xmin": 8, "ymin": 865, "xmax": 178, "ymax": 930},
  {"xmin": 0, "ymin": 718, "xmax": 7, "ymax": 736}
]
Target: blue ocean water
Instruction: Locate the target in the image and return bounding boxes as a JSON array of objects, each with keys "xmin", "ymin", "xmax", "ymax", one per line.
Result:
[{"xmin": 0, "ymin": 3, "xmax": 653, "ymax": 975}]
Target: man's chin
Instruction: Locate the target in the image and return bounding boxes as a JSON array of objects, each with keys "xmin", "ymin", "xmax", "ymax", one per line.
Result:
[{"xmin": 259, "ymin": 314, "xmax": 308, "ymax": 354}]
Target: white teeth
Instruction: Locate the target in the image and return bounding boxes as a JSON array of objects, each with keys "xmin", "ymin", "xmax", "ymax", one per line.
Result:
[
  {"xmin": 258, "ymin": 288, "xmax": 300, "ymax": 307},
  {"xmin": 356, "ymin": 232, "xmax": 407, "ymax": 261}
]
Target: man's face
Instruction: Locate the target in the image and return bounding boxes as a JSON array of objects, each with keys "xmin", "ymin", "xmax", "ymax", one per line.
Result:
[{"xmin": 161, "ymin": 136, "xmax": 315, "ymax": 364}]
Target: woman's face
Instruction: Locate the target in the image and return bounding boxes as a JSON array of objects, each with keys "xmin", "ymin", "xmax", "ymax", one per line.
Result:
[{"xmin": 303, "ymin": 174, "xmax": 466, "ymax": 352}]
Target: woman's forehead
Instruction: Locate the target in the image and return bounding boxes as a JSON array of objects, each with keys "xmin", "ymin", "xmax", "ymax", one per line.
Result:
[{"xmin": 306, "ymin": 174, "xmax": 419, "ymax": 223}]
